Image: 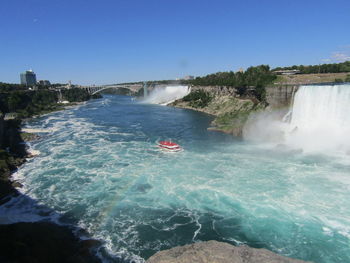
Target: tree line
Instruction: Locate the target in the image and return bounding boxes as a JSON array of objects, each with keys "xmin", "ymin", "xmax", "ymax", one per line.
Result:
[
  {"xmin": 184, "ymin": 65, "xmax": 276, "ymax": 101},
  {"xmin": 0, "ymin": 88, "xmax": 96, "ymax": 118},
  {"xmin": 273, "ymin": 61, "xmax": 350, "ymax": 74},
  {"xmin": 185, "ymin": 65, "xmax": 276, "ymax": 87}
]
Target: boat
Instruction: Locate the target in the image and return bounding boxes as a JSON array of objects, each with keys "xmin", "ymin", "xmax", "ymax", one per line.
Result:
[{"xmin": 158, "ymin": 141, "xmax": 181, "ymax": 151}]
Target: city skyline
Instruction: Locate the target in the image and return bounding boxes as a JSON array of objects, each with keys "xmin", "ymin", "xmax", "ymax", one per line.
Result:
[{"xmin": 1, "ymin": 0, "xmax": 350, "ymax": 85}]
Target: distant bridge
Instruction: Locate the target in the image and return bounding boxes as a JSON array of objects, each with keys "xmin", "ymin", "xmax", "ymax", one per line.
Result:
[{"xmin": 81, "ymin": 84, "xmax": 143, "ymax": 95}]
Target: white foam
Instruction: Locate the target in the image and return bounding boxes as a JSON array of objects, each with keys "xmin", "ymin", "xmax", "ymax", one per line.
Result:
[{"xmin": 142, "ymin": 85, "xmax": 190, "ymax": 105}]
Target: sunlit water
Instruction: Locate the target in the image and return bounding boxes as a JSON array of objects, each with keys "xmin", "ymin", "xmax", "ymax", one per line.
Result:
[{"xmin": 2, "ymin": 95, "xmax": 350, "ymax": 263}]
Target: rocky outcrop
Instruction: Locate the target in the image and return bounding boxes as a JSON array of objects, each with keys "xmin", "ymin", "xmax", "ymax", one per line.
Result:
[
  {"xmin": 186, "ymin": 85, "xmax": 297, "ymax": 109},
  {"xmin": 190, "ymin": 85, "xmax": 237, "ymax": 96},
  {"xmin": 171, "ymin": 95, "xmax": 264, "ymax": 136},
  {"xmin": 146, "ymin": 240, "xmax": 309, "ymax": 263}
]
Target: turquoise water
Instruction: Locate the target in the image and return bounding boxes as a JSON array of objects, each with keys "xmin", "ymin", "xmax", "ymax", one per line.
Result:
[{"xmin": 7, "ymin": 95, "xmax": 350, "ymax": 262}]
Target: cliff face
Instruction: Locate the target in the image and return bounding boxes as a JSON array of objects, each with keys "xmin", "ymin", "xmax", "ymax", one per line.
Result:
[
  {"xmin": 171, "ymin": 85, "xmax": 297, "ymax": 136},
  {"xmin": 190, "ymin": 85, "xmax": 237, "ymax": 96},
  {"xmin": 265, "ymin": 85, "xmax": 297, "ymax": 108},
  {"xmin": 171, "ymin": 95, "xmax": 264, "ymax": 136},
  {"xmin": 189, "ymin": 85, "xmax": 296, "ymax": 109},
  {"xmin": 146, "ymin": 240, "xmax": 309, "ymax": 263}
]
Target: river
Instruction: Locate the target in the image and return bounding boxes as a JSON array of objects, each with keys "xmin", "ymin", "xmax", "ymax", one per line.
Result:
[{"xmin": 3, "ymin": 94, "xmax": 350, "ymax": 263}]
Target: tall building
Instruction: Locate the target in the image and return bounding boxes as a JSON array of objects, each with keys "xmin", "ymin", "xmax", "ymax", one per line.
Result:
[{"xmin": 20, "ymin": 70, "xmax": 37, "ymax": 86}]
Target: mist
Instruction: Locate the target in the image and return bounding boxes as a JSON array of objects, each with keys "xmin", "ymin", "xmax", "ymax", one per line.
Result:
[
  {"xmin": 243, "ymin": 84, "xmax": 350, "ymax": 156},
  {"xmin": 142, "ymin": 85, "xmax": 190, "ymax": 105}
]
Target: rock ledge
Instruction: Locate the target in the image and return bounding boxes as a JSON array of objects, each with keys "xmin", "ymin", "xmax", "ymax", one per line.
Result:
[{"xmin": 146, "ymin": 240, "xmax": 309, "ymax": 263}]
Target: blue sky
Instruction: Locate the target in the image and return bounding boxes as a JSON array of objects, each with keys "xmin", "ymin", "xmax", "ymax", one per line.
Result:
[{"xmin": 1, "ymin": 0, "xmax": 350, "ymax": 85}]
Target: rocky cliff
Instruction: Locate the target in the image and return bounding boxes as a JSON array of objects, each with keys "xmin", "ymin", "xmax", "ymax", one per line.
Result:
[
  {"xmin": 265, "ymin": 85, "xmax": 297, "ymax": 108},
  {"xmin": 171, "ymin": 86, "xmax": 265, "ymax": 136},
  {"xmin": 171, "ymin": 84, "xmax": 297, "ymax": 137},
  {"xmin": 146, "ymin": 240, "xmax": 309, "ymax": 263},
  {"xmin": 190, "ymin": 85, "xmax": 237, "ymax": 96}
]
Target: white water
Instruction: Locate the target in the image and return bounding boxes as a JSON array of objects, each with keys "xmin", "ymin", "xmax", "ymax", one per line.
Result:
[
  {"xmin": 286, "ymin": 84, "xmax": 350, "ymax": 155},
  {"xmin": 142, "ymin": 85, "xmax": 190, "ymax": 105}
]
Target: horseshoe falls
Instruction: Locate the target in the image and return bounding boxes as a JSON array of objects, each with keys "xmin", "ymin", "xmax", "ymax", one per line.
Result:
[
  {"xmin": 286, "ymin": 84, "xmax": 350, "ymax": 155},
  {"xmin": 3, "ymin": 91, "xmax": 350, "ymax": 263}
]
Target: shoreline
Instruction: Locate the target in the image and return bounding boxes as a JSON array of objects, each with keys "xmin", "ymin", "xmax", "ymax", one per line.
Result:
[{"xmin": 0, "ymin": 99, "xmax": 103, "ymax": 263}]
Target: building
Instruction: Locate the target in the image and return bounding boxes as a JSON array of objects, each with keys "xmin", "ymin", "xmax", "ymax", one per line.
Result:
[
  {"xmin": 273, "ymin": 69, "xmax": 301, "ymax": 75},
  {"xmin": 183, "ymin": 75, "xmax": 194, "ymax": 80},
  {"xmin": 20, "ymin": 70, "xmax": 37, "ymax": 86},
  {"xmin": 37, "ymin": 80, "xmax": 51, "ymax": 86}
]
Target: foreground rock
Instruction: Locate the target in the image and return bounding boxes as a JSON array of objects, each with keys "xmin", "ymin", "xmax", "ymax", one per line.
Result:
[
  {"xmin": 0, "ymin": 222, "xmax": 101, "ymax": 263},
  {"xmin": 146, "ymin": 240, "xmax": 309, "ymax": 263}
]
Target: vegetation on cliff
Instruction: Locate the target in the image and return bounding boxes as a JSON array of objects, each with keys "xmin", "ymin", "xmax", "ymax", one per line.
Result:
[
  {"xmin": 0, "ymin": 86, "xmax": 101, "ymax": 194},
  {"xmin": 61, "ymin": 88, "xmax": 93, "ymax": 102},
  {"xmin": 0, "ymin": 88, "xmax": 96, "ymax": 118},
  {"xmin": 210, "ymin": 98, "xmax": 264, "ymax": 136},
  {"xmin": 172, "ymin": 95, "xmax": 264, "ymax": 137},
  {"xmin": 0, "ymin": 118, "xmax": 27, "ymax": 202},
  {"xmin": 182, "ymin": 90, "xmax": 213, "ymax": 108}
]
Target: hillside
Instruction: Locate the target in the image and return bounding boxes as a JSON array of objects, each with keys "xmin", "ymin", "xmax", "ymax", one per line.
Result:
[{"xmin": 273, "ymin": 72, "xmax": 349, "ymax": 85}]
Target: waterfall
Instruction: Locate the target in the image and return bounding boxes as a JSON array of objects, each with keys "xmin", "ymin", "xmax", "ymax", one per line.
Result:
[
  {"xmin": 143, "ymin": 82, "xmax": 148, "ymax": 98},
  {"xmin": 285, "ymin": 84, "xmax": 350, "ymax": 154},
  {"xmin": 142, "ymin": 85, "xmax": 190, "ymax": 105}
]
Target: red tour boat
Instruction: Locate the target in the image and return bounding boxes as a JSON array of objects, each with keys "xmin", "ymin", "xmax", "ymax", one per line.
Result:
[{"xmin": 158, "ymin": 141, "xmax": 181, "ymax": 151}]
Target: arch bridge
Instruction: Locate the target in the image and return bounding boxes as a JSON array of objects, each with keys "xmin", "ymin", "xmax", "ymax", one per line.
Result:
[{"xmin": 81, "ymin": 84, "xmax": 143, "ymax": 95}]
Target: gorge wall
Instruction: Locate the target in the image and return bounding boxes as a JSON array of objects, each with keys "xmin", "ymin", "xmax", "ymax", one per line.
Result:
[
  {"xmin": 189, "ymin": 85, "xmax": 297, "ymax": 108},
  {"xmin": 265, "ymin": 85, "xmax": 298, "ymax": 108},
  {"xmin": 170, "ymin": 85, "xmax": 298, "ymax": 137},
  {"xmin": 189, "ymin": 85, "xmax": 237, "ymax": 96}
]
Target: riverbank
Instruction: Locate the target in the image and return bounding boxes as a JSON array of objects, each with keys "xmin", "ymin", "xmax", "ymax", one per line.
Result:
[
  {"xmin": 0, "ymin": 101, "xmax": 86, "ymax": 201},
  {"xmin": 0, "ymin": 97, "xmax": 103, "ymax": 262}
]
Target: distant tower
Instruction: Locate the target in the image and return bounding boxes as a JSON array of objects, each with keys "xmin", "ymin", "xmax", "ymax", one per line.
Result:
[{"xmin": 20, "ymin": 69, "xmax": 37, "ymax": 86}]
